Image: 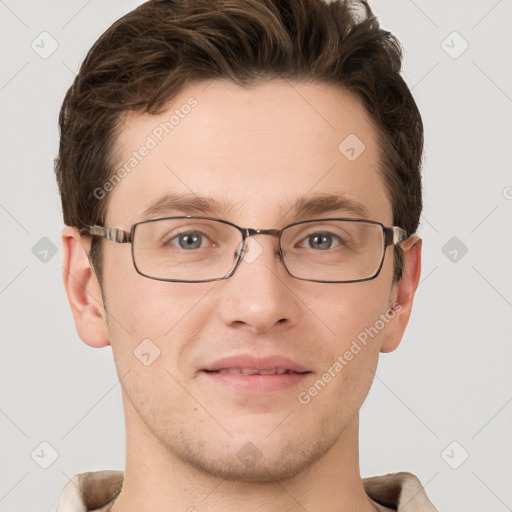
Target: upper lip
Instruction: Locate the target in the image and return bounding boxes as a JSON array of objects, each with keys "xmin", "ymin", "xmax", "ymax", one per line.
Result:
[{"xmin": 202, "ymin": 355, "xmax": 310, "ymax": 373}]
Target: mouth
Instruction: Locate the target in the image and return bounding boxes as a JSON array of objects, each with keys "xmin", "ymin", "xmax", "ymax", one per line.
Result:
[
  {"xmin": 201, "ymin": 355, "xmax": 311, "ymax": 393},
  {"xmin": 204, "ymin": 368, "xmax": 306, "ymax": 375}
]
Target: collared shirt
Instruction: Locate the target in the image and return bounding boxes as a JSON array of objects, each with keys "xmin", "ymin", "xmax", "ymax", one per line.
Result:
[{"xmin": 56, "ymin": 470, "xmax": 438, "ymax": 511}]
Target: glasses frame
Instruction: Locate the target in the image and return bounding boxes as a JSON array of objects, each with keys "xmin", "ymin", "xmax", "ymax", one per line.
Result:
[{"xmin": 85, "ymin": 215, "xmax": 410, "ymax": 284}]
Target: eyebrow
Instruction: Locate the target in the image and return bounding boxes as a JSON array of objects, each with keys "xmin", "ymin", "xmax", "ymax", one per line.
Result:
[
  {"xmin": 139, "ymin": 192, "xmax": 369, "ymax": 222},
  {"xmin": 140, "ymin": 193, "xmax": 234, "ymax": 219},
  {"xmin": 283, "ymin": 193, "xmax": 369, "ymax": 219}
]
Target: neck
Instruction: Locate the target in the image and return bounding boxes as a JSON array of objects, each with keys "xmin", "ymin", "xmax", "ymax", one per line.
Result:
[{"xmin": 110, "ymin": 395, "xmax": 378, "ymax": 512}]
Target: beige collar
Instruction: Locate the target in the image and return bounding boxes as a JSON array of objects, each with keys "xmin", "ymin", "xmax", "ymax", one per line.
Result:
[{"xmin": 56, "ymin": 469, "xmax": 437, "ymax": 511}]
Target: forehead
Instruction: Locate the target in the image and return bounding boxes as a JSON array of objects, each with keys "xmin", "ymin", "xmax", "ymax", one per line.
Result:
[{"xmin": 106, "ymin": 79, "xmax": 391, "ymax": 227}]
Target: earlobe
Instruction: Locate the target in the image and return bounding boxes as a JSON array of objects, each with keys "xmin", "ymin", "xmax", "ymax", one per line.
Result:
[
  {"xmin": 380, "ymin": 235, "xmax": 422, "ymax": 353},
  {"xmin": 61, "ymin": 226, "xmax": 110, "ymax": 348}
]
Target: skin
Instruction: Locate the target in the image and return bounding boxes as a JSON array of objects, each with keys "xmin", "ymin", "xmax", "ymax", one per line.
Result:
[{"xmin": 62, "ymin": 79, "xmax": 421, "ymax": 512}]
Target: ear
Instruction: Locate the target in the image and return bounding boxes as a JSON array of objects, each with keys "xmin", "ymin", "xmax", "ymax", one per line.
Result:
[
  {"xmin": 61, "ymin": 226, "xmax": 110, "ymax": 348},
  {"xmin": 380, "ymin": 235, "xmax": 422, "ymax": 353}
]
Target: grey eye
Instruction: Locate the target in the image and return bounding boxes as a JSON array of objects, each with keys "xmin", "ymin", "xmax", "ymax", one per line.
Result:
[
  {"xmin": 172, "ymin": 232, "xmax": 206, "ymax": 250},
  {"xmin": 301, "ymin": 232, "xmax": 341, "ymax": 250}
]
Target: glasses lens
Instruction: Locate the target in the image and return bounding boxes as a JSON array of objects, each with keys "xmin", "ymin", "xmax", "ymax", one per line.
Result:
[
  {"xmin": 133, "ymin": 218, "xmax": 242, "ymax": 281},
  {"xmin": 280, "ymin": 220, "xmax": 385, "ymax": 282}
]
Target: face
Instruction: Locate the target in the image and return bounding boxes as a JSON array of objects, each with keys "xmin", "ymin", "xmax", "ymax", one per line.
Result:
[{"xmin": 83, "ymin": 80, "xmax": 412, "ymax": 481}]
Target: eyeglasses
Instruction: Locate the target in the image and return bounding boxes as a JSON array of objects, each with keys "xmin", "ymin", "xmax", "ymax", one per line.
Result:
[{"xmin": 85, "ymin": 216, "xmax": 409, "ymax": 283}]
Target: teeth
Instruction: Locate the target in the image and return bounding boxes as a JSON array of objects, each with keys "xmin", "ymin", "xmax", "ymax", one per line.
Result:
[
  {"xmin": 241, "ymin": 368, "xmax": 259, "ymax": 375},
  {"xmin": 216, "ymin": 368, "xmax": 291, "ymax": 375}
]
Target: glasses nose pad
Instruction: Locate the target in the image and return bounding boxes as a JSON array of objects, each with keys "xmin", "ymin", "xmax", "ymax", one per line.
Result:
[
  {"xmin": 235, "ymin": 240, "xmax": 246, "ymax": 260},
  {"xmin": 235, "ymin": 238, "xmax": 266, "ymax": 265}
]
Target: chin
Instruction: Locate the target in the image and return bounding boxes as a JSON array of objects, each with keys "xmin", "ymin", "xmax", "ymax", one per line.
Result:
[{"xmin": 175, "ymin": 431, "xmax": 334, "ymax": 483}]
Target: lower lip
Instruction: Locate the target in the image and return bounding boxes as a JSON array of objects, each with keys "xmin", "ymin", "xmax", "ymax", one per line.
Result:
[{"xmin": 202, "ymin": 371, "xmax": 310, "ymax": 393}]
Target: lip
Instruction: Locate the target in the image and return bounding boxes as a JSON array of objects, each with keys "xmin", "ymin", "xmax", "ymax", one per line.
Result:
[
  {"xmin": 202, "ymin": 355, "xmax": 309, "ymax": 373},
  {"xmin": 201, "ymin": 355, "xmax": 311, "ymax": 393}
]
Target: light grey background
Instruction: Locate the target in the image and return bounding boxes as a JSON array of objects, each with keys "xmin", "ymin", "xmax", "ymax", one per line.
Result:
[{"xmin": 1, "ymin": 1, "xmax": 511, "ymax": 511}]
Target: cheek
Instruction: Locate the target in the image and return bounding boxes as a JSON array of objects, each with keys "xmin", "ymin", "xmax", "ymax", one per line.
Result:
[
  {"xmin": 296, "ymin": 288, "xmax": 389, "ymax": 421},
  {"xmin": 102, "ymin": 246, "xmax": 211, "ymax": 336},
  {"xmin": 296, "ymin": 279, "xmax": 393, "ymax": 405},
  {"xmin": 305, "ymin": 277, "xmax": 392, "ymax": 350},
  {"xmin": 102, "ymin": 260, "xmax": 218, "ymax": 371}
]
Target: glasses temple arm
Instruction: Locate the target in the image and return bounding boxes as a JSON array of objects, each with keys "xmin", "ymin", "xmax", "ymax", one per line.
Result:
[
  {"xmin": 86, "ymin": 225, "xmax": 131, "ymax": 243},
  {"xmin": 385, "ymin": 226, "xmax": 410, "ymax": 247}
]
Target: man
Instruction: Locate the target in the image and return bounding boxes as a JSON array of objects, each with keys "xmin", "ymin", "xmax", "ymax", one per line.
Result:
[{"xmin": 55, "ymin": 0, "xmax": 436, "ymax": 510}]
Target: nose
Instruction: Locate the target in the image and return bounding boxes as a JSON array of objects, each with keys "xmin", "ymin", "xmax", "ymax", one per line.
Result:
[{"xmin": 217, "ymin": 236, "xmax": 301, "ymax": 334}]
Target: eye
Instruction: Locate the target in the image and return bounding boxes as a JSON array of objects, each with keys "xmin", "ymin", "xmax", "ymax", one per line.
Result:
[
  {"xmin": 169, "ymin": 231, "xmax": 211, "ymax": 250},
  {"xmin": 299, "ymin": 232, "xmax": 342, "ymax": 251}
]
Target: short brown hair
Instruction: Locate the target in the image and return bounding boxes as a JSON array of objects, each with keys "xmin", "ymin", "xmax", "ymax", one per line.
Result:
[{"xmin": 55, "ymin": 0, "xmax": 423, "ymax": 284}]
